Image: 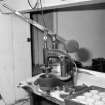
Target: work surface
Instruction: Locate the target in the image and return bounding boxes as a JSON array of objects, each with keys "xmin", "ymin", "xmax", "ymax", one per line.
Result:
[
  {"xmin": 18, "ymin": 73, "xmax": 105, "ymax": 105},
  {"xmin": 18, "ymin": 73, "xmax": 65, "ymax": 105}
]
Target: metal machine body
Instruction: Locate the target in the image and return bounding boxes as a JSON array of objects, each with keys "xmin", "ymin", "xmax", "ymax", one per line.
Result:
[
  {"xmin": 38, "ymin": 31, "xmax": 76, "ymax": 92},
  {"xmin": 0, "ymin": 1, "xmax": 77, "ymax": 92}
]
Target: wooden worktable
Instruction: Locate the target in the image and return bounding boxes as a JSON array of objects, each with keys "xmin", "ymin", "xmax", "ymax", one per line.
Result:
[{"xmin": 18, "ymin": 73, "xmax": 66, "ymax": 105}]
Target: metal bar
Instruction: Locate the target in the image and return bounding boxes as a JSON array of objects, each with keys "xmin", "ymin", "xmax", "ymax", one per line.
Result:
[
  {"xmin": 0, "ymin": 2, "xmax": 47, "ymax": 31},
  {"xmin": 0, "ymin": 1, "xmax": 65, "ymax": 44}
]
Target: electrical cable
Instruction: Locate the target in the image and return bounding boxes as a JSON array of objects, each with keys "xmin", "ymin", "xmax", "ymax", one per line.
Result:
[
  {"xmin": 27, "ymin": 0, "xmax": 39, "ymax": 9},
  {"xmin": 27, "ymin": 0, "xmax": 47, "ymax": 30},
  {"xmin": 37, "ymin": 0, "xmax": 47, "ymax": 67},
  {"xmin": 39, "ymin": 0, "xmax": 47, "ymax": 28},
  {"xmin": 37, "ymin": 24, "xmax": 40, "ymax": 68}
]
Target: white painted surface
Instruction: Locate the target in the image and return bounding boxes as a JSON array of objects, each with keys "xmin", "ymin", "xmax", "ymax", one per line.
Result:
[
  {"xmin": 0, "ymin": 13, "xmax": 31, "ymax": 104},
  {"xmin": 0, "ymin": 14, "xmax": 15, "ymax": 104},
  {"xmin": 44, "ymin": 0, "xmax": 91, "ymax": 7},
  {"xmin": 79, "ymin": 68, "xmax": 105, "ymax": 78},
  {"xmin": 0, "ymin": 0, "xmax": 93, "ymax": 12},
  {"xmin": 77, "ymin": 69, "xmax": 105, "ymax": 88},
  {"xmin": 11, "ymin": 14, "xmax": 32, "ymax": 101}
]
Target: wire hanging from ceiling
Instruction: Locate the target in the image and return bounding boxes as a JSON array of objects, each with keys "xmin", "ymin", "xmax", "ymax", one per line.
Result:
[
  {"xmin": 27, "ymin": 0, "xmax": 46, "ymax": 28},
  {"xmin": 39, "ymin": 0, "xmax": 46, "ymax": 28},
  {"xmin": 37, "ymin": 0, "xmax": 47, "ymax": 65},
  {"xmin": 27, "ymin": 0, "xmax": 47, "ymax": 66},
  {"xmin": 27, "ymin": 0, "xmax": 39, "ymax": 9}
]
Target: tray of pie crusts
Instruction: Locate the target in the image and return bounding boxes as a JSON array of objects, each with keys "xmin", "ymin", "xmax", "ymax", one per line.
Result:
[{"xmin": 65, "ymin": 86, "xmax": 105, "ymax": 105}]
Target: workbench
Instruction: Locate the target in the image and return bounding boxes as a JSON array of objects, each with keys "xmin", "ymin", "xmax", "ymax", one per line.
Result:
[
  {"xmin": 18, "ymin": 70, "xmax": 105, "ymax": 105},
  {"xmin": 18, "ymin": 73, "xmax": 66, "ymax": 105}
]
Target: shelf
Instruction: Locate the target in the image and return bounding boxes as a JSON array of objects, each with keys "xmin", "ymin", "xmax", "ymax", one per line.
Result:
[{"xmin": 21, "ymin": 0, "xmax": 105, "ymax": 13}]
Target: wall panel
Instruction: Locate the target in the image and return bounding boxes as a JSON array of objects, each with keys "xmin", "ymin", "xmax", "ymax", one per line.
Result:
[
  {"xmin": 57, "ymin": 9, "xmax": 105, "ymax": 65},
  {"xmin": 0, "ymin": 13, "xmax": 31, "ymax": 105}
]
